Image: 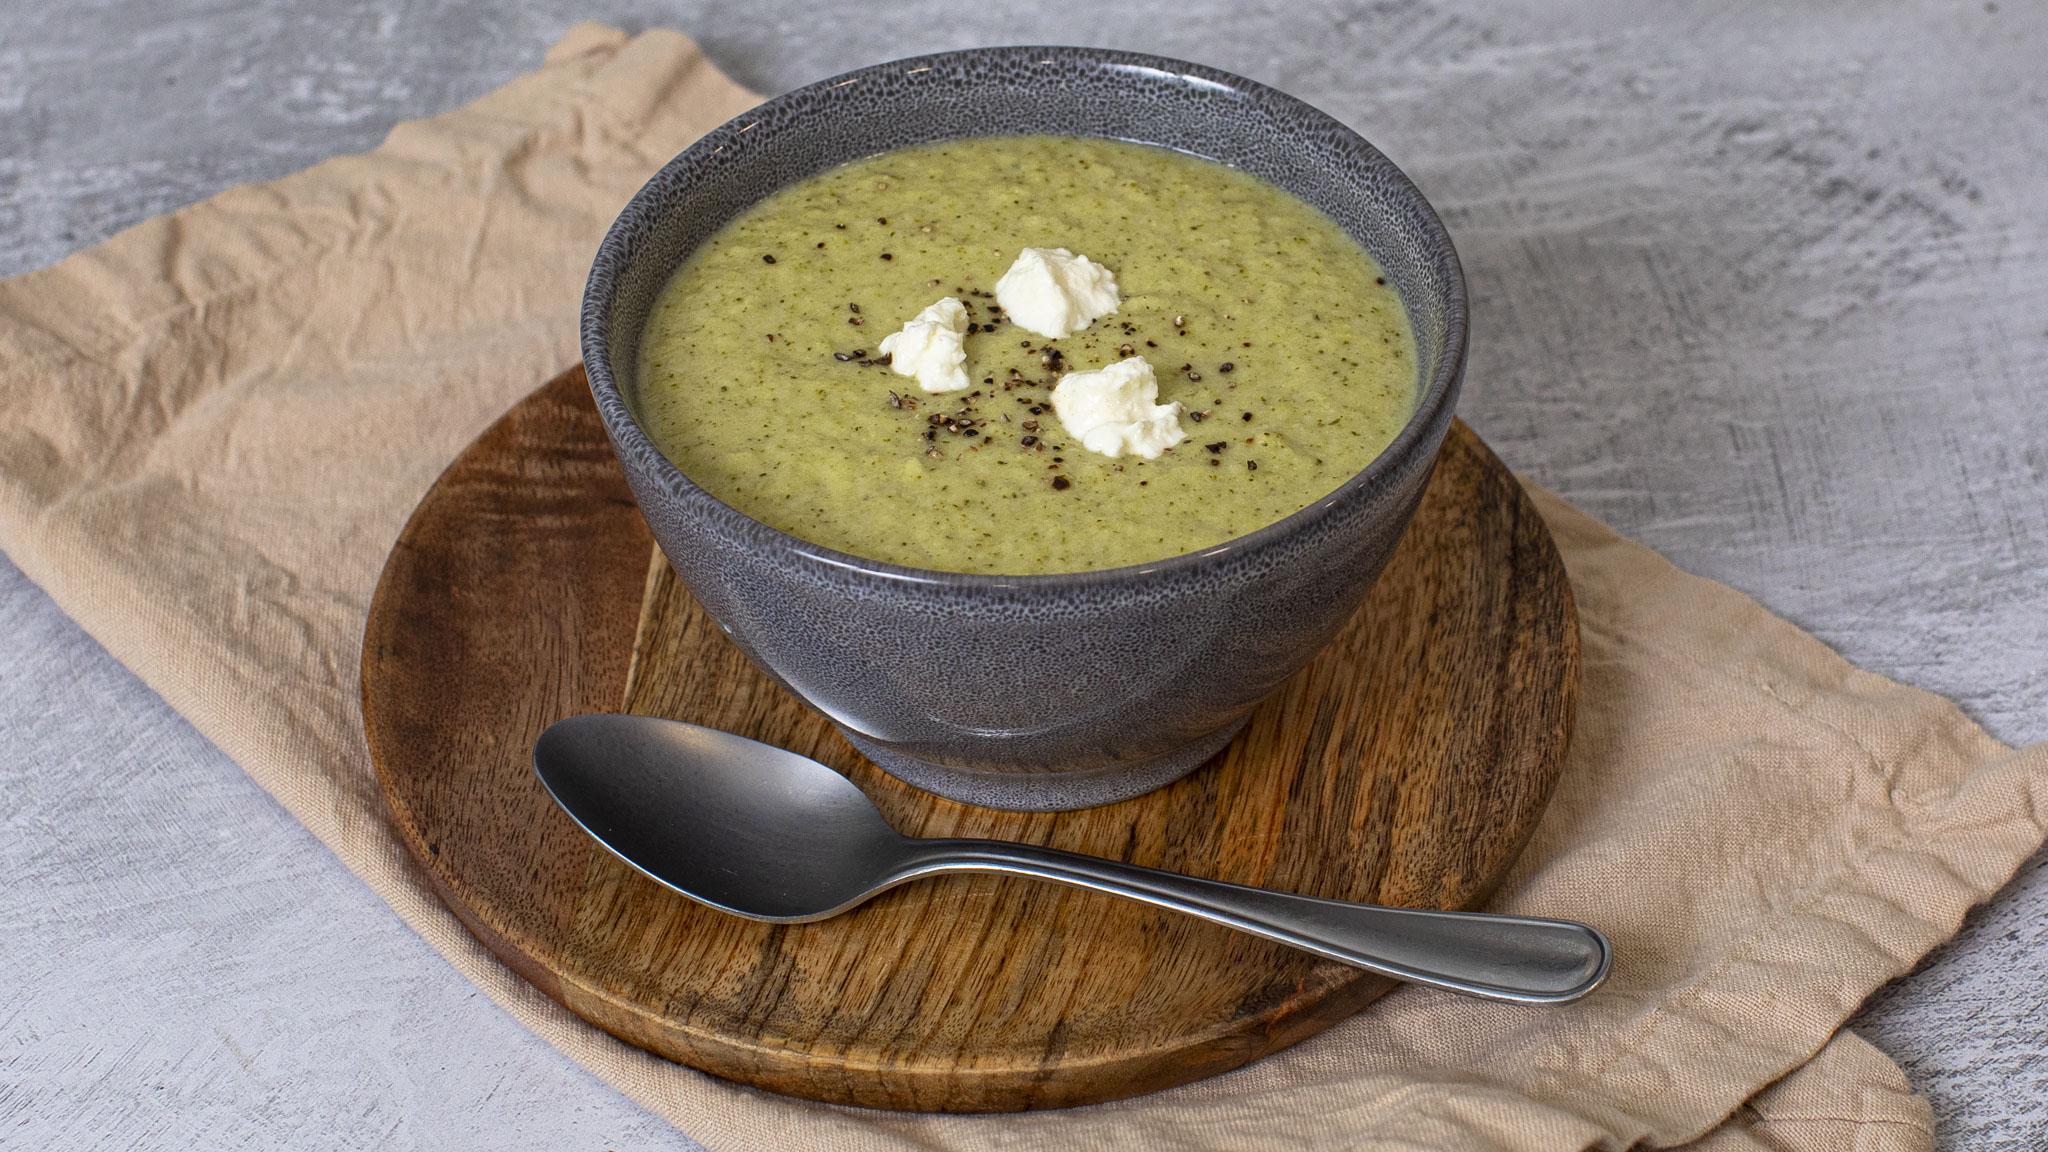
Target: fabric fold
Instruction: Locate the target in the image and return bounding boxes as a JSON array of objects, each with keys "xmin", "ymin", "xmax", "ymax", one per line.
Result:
[{"xmin": 1, "ymin": 24, "xmax": 2040, "ymax": 1152}]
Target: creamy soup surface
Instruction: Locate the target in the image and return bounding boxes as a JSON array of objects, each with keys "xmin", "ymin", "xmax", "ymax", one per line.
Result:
[{"xmin": 635, "ymin": 135, "xmax": 1416, "ymax": 575}]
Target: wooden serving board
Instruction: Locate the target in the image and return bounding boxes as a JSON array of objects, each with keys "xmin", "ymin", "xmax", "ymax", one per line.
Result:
[{"xmin": 362, "ymin": 368, "xmax": 1578, "ymax": 1112}]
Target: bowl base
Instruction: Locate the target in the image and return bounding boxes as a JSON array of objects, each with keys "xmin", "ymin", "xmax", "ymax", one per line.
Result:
[{"xmin": 839, "ymin": 718, "xmax": 1250, "ymax": 811}]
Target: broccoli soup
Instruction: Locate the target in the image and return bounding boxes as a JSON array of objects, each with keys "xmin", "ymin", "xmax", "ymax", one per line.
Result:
[{"xmin": 634, "ymin": 135, "xmax": 1415, "ymax": 575}]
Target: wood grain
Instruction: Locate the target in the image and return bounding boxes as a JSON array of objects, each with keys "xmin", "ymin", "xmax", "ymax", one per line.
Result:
[{"xmin": 362, "ymin": 367, "xmax": 1578, "ymax": 1112}]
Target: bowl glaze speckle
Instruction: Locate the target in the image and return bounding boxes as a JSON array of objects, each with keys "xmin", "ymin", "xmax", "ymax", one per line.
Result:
[{"xmin": 581, "ymin": 47, "xmax": 1466, "ymax": 810}]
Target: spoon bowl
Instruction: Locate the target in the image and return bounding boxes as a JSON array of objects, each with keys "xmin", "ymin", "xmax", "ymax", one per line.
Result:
[
  {"xmin": 535, "ymin": 713, "xmax": 906, "ymax": 921},
  {"xmin": 534, "ymin": 713, "xmax": 1610, "ymax": 1005}
]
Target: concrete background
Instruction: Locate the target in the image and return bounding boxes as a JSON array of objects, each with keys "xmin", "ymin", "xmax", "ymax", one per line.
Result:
[{"xmin": 3, "ymin": 1, "xmax": 2043, "ymax": 1147}]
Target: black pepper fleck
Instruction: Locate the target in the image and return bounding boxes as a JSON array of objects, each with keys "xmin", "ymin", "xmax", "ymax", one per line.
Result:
[
  {"xmin": 1051, "ymin": 475, "xmax": 1071, "ymax": 491},
  {"xmin": 1247, "ymin": 460, "xmax": 1259, "ymax": 471},
  {"xmin": 1020, "ymin": 435, "xmax": 1038, "ymax": 447},
  {"xmin": 1219, "ymin": 362, "xmax": 1235, "ymax": 374},
  {"xmin": 1242, "ymin": 411, "xmax": 1253, "ymax": 422},
  {"xmin": 879, "ymin": 252, "xmax": 893, "ymax": 261},
  {"xmin": 1205, "ymin": 441, "xmax": 1227, "ymax": 454},
  {"xmin": 761, "ymin": 254, "xmax": 776, "ymax": 264}
]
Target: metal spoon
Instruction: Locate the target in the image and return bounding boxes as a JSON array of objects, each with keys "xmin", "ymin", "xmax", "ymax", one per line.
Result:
[{"xmin": 532, "ymin": 714, "xmax": 1610, "ymax": 1004}]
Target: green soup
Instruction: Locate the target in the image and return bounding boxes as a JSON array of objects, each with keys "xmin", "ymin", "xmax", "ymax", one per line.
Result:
[{"xmin": 635, "ymin": 135, "xmax": 1416, "ymax": 575}]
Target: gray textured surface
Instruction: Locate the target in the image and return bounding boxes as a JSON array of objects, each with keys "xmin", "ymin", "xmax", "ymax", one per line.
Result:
[{"xmin": 2, "ymin": 1, "xmax": 2042, "ymax": 1149}]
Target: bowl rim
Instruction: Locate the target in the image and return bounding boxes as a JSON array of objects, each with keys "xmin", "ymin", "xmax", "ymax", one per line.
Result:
[{"xmin": 581, "ymin": 44, "xmax": 1467, "ymax": 590}]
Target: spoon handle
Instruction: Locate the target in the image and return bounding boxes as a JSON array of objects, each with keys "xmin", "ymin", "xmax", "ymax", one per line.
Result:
[{"xmin": 899, "ymin": 839, "xmax": 1609, "ymax": 1004}]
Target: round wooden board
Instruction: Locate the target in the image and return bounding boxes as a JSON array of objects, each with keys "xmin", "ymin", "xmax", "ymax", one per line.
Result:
[{"xmin": 363, "ymin": 368, "xmax": 1578, "ymax": 1113}]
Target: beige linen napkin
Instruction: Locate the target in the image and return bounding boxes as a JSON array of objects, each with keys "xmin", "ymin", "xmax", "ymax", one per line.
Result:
[{"xmin": 1, "ymin": 24, "xmax": 2041, "ymax": 1151}]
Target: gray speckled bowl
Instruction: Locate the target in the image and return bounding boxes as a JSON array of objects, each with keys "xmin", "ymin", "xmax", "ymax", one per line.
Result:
[{"xmin": 581, "ymin": 47, "xmax": 1465, "ymax": 811}]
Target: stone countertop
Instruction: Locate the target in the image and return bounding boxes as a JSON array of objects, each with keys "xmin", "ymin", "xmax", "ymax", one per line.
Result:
[{"xmin": 3, "ymin": 1, "xmax": 2043, "ymax": 1147}]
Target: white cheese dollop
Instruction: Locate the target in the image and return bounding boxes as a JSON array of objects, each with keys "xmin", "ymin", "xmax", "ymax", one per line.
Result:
[
  {"xmin": 994, "ymin": 247, "xmax": 1120, "ymax": 339},
  {"xmin": 877, "ymin": 297, "xmax": 971, "ymax": 393},
  {"xmin": 1049, "ymin": 356, "xmax": 1187, "ymax": 460}
]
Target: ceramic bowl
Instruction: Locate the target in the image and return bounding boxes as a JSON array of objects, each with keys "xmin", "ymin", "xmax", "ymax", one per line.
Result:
[{"xmin": 582, "ymin": 46, "xmax": 1466, "ymax": 810}]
